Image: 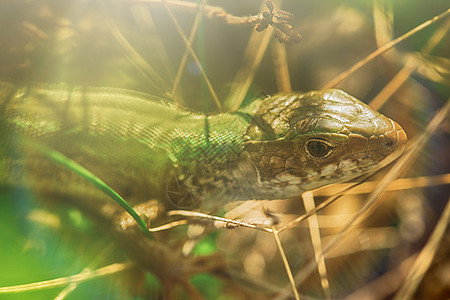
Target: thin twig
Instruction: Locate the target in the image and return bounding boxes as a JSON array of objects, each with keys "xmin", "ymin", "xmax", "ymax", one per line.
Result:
[
  {"xmin": 168, "ymin": 210, "xmax": 273, "ymax": 232},
  {"xmin": 128, "ymin": 0, "xmax": 263, "ymax": 25},
  {"xmin": 130, "ymin": 0, "xmax": 302, "ymax": 43}
]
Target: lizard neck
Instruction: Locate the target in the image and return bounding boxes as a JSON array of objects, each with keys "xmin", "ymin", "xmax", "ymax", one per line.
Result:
[
  {"xmin": 163, "ymin": 99, "xmax": 266, "ymax": 208},
  {"xmin": 165, "ymin": 98, "xmax": 264, "ymax": 170}
]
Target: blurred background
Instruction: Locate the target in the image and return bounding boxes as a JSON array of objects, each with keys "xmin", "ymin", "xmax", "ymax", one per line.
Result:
[{"xmin": 0, "ymin": 0, "xmax": 448, "ymax": 299}]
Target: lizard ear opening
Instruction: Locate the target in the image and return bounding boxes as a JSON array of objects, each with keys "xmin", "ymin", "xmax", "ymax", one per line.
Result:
[{"xmin": 305, "ymin": 139, "xmax": 334, "ymax": 158}]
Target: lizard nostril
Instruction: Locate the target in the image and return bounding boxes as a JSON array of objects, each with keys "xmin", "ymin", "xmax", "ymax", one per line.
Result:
[{"xmin": 386, "ymin": 121, "xmax": 408, "ymax": 148}]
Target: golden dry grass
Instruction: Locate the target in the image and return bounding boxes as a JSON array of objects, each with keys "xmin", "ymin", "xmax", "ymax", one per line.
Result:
[{"xmin": 0, "ymin": 0, "xmax": 449, "ymax": 299}]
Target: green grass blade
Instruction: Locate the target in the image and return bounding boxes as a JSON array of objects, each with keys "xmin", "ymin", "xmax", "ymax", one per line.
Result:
[{"xmin": 31, "ymin": 142, "xmax": 151, "ymax": 236}]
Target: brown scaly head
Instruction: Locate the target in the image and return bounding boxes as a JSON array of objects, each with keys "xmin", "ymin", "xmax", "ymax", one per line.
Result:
[{"xmin": 242, "ymin": 89, "xmax": 407, "ymax": 199}]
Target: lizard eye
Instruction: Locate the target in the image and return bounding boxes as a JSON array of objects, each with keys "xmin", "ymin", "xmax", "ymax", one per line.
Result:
[{"xmin": 305, "ymin": 139, "xmax": 333, "ymax": 158}]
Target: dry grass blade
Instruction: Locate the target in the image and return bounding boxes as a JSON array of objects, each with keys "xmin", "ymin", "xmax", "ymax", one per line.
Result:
[
  {"xmin": 271, "ymin": 40, "xmax": 292, "ymax": 92},
  {"xmin": 344, "ymin": 254, "xmax": 418, "ymax": 300},
  {"xmin": 314, "ymin": 174, "xmax": 450, "ymax": 196},
  {"xmin": 0, "ymin": 263, "xmax": 133, "ymax": 294},
  {"xmin": 278, "ymin": 178, "xmax": 370, "ymax": 233},
  {"xmin": 370, "ymin": 18, "xmax": 450, "ymax": 110},
  {"xmin": 322, "ymin": 8, "xmax": 450, "ymax": 89},
  {"xmin": 272, "ymin": 227, "xmax": 300, "ymax": 300},
  {"xmin": 108, "ymin": 24, "xmax": 171, "ymax": 96},
  {"xmin": 303, "ymin": 191, "xmax": 331, "ymax": 299},
  {"xmin": 54, "ymin": 268, "xmax": 91, "ymax": 300},
  {"xmin": 130, "ymin": 6, "xmax": 175, "ymax": 84},
  {"xmin": 171, "ymin": 0, "xmax": 206, "ymax": 99},
  {"xmin": 393, "ymin": 197, "xmax": 450, "ymax": 300},
  {"xmin": 161, "ymin": 0, "xmax": 222, "ymax": 109},
  {"xmin": 101, "ymin": 1, "xmax": 171, "ymax": 96},
  {"xmin": 224, "ymin": 1, "xmax": 274, "ymax": 112},
  {"xmin": 370, "ymin": 58, "xmax": 428, "ymax": 110},
  {"xmin": 322, "ymin": 226, "xmax": 401, "ymax": 258},
  {"xmin": 373, "ymin": 0, "xmax": 393, "ymax": 48}
]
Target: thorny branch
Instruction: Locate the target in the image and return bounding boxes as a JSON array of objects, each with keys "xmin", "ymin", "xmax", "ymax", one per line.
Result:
[{"xmin": 129, "ymin": 0, "xmax": 302, "ymax": 44}]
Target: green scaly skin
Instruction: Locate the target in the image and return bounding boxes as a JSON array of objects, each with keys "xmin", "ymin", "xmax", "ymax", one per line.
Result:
[{"xmin": 0, "ymin": 82, "xmax": 407, "ymax": 284}]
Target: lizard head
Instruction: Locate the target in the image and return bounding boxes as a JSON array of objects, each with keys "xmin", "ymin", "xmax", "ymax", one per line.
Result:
[{"xmin": 243, "ymin": 89, "xmax": 407, "ymax": 198}]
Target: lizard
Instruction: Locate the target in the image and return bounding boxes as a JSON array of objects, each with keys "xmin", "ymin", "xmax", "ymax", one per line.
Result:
[{"xmin": 0, "ymin": 81, "xmax": 407, "ymax": 293}]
